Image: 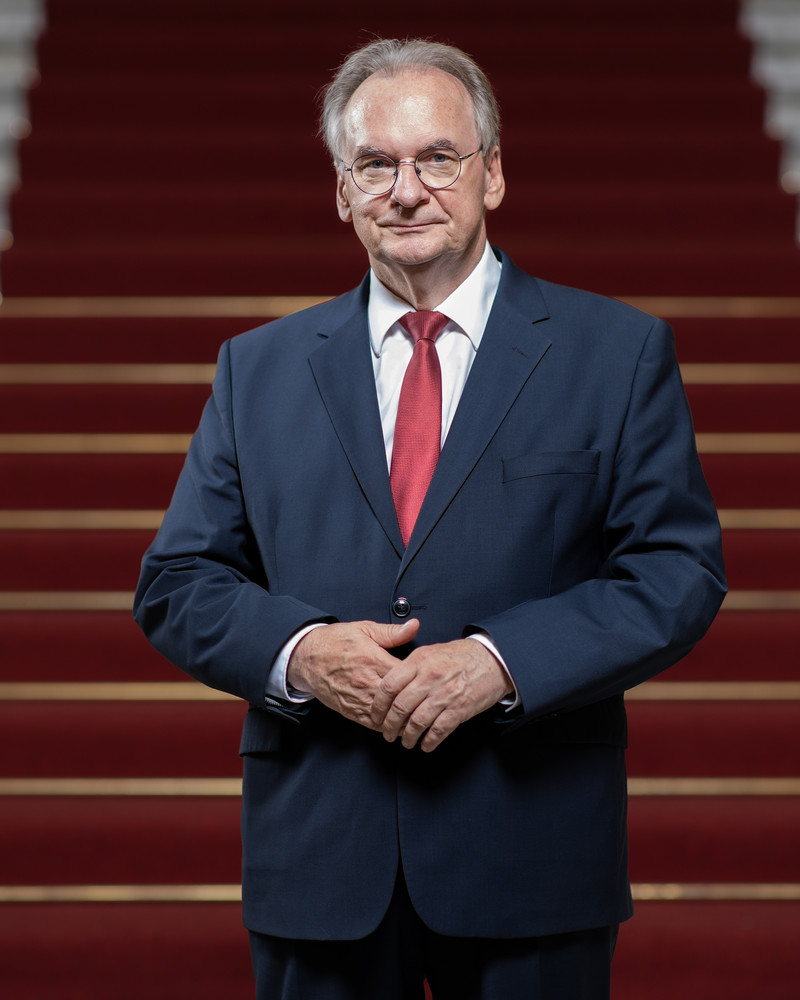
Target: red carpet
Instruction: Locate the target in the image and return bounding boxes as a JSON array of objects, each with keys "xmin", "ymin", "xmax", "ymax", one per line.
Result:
[{"xmin": 1, "ymin": 0, "xmax": 799, "ymax": 996}]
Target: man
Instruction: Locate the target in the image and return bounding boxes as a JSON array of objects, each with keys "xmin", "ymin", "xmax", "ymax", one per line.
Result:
[{"xmin": 134, "ymin": 38, "xmax": 726, "ymax": 999}]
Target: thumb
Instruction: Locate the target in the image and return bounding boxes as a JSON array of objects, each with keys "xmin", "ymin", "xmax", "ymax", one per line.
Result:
[{"xmin": 366, "ymin": 617, "xmax": 420, "ymax": 650}]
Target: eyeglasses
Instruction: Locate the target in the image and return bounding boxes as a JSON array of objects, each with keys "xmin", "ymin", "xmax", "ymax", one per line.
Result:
[{"xmin": 343, "ymin": 146, "xmax": 483, "ymax": 196}]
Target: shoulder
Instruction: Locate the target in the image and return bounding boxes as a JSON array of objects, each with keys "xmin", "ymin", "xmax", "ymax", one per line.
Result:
[
  {"xmin": 539, "ymin": 278, "xmax": 662, "ymax": 338},
  {"xmin": 226, "ymin": 279, "xmax": 368, "ymax": 364},
  {"xmin": 496, "ymin": 250, "xmax": 669, "ymax": 359}
]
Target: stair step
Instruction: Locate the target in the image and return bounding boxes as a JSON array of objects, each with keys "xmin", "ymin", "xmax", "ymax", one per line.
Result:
[
  {"xmin": 613, "ymin": 901, "xmax": 800, "ymax": 1000},
  {"xmin": 627, "ymin": 796, "xmax": 800, "ymax": 882},
  {"xmin": 1, "ymin": 795, "xmax": 797, "ymax": 885},
  {"xmin": 0, "ymin": 611, "xmax": 180, "ymax": 681},
  {"xmin": 702, "ymin": 454, "xmax": 800, "ymax": 508},
  {"xmin": 0, "ymin": 901, "xmax": 252, "ymax": 1000},
  {"xmin": 0, "ymin": 525, "xmax": 794, "ymax": 591},
  {"xmin": 34, "ymin": 25, "xmax": 752, "ymax": 77},
  {"xmin": 40, "ymin": 0, "xmax": 744, "ymax": 29},
  {"xmin": 2, "ymin": 316, "xmax": 799, "ymax": 366},
  {"xmin": 10, "ymin": 182, "xmax": 794, "ymax": 243},
  {"xmin": 0, "ymin": 317, "xmax": 250, "ymax": 364},
  {"xmin": 4, "ymin": 240, "xmax": 800, "ymax": 297},
  {"xmin": 2, "ymin": 608, "xmax": 796, "ymax": 683},
  {"xmin": 0, "ymin": 701, "xmax": 245, "ymax": 777},
  {"xmin": 0, "ymin": 701, "xmax": 797, "ymax": 778},
  {"xmin": 3, "ymin": 382, "xmax": 799, "ymax": 434},
  {"xmin": 0, "ymin": 454, "xmax": 184, "ymax": 508},
  {"xmin": 1, "ymin": 451, "xmax": 798, "ymax": 511},
  {"xmin": 16, "ymin": 127, "xmax": 781, "ymax": 185},
  {"xmin": 669, "ymin": 610, "xmax": 800, "ymax": 681},
  {"xmin": 0, "ymin": 898, "xmax": 797, "ymax": 1000},
  {"xmin": 626, "ymin": 702, "xmax": 800, "ymax": 777},
  {"xmin": 23, "ymin": 74, "xmax": 767, "ymax": 132}
]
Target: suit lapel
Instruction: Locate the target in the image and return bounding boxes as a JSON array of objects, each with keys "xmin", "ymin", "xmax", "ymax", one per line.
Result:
[
  {"xmin": 402, "ymin": 259, "xmax": 552, "ymax": 565},
  {"xmin": 308, "ymin": 283, "xmax": 405, "ymax": 555},
  {"xmin": 307, "ymin": 257, "xmax": 553, "ymax": 566}
]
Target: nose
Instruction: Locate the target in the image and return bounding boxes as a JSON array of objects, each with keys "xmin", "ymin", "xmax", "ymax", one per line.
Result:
[{"xmin": 391, "ymin": 159, "xmax": 430, "ymax": 207}]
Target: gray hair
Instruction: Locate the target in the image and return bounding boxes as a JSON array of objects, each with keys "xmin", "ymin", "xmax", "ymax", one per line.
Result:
[{"xmin": 320, "ymin": 38, "xmax": 500, "ymax": 164}]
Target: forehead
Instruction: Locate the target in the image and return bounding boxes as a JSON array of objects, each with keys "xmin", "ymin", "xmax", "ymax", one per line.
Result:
[{"xmin": 341, "ymin": 67, "xmax": 477, "ymax": 154}]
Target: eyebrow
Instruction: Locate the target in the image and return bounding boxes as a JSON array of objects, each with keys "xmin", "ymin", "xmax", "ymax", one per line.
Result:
[{"xmin": 353, "ymin": 139, "xmax": 457, "ymax": 157}]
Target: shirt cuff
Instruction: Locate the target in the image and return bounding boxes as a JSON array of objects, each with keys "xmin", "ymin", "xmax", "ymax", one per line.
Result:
[
  {"xmin": 266, "ymin": 623, "xmax": 327, "ymax": 703},
  {"xmin": 466, "ymin": 632, "xmax": 521, "ymax": 711}
]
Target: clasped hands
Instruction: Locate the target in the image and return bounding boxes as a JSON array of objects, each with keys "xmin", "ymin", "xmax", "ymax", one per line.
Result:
[{"xmin": 287, "ymin": 619, "xmax": 512, "ymax": 753}]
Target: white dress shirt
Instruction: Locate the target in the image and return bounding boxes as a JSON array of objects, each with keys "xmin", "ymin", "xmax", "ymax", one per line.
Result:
[{"xmin": 267, "ymin": 242, "xmax": 519, "ymax": 708}]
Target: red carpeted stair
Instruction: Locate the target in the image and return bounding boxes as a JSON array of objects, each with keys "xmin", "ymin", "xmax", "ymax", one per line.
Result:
[{"xmin": 1, "ymin": 1, "xmax": 799, "ymax": 997}]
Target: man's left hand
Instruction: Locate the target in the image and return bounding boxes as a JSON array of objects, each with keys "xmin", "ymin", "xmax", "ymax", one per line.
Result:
[{"xmin": 369, "ymin": 638, "xmax": 513, "ymax": 753}]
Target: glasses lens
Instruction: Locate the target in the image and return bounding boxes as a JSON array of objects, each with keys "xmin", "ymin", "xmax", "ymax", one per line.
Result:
[
  {"xmin": 352, "ymin": 154, "xmax": 397, "ymax": 194},
  {"xmin": 416, "ymin": 148, "xmax": 461, "ymax": 189}
]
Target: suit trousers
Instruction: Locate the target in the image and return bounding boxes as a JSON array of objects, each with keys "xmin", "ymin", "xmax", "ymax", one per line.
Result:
[{"xmin": 248, "ymin": 869, "xmax": 618, "ymax": 1000}]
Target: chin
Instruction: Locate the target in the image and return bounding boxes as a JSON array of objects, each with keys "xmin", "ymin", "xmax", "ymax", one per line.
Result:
[{"xmin": 378, "ymin": 237, "xmax": 449, "ymax": 267}]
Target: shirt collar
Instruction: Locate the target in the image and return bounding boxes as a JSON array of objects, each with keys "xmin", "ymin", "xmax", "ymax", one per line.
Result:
[{"xmin": 368, "ymin": 242, "xmax": 502, "ymax": 357}]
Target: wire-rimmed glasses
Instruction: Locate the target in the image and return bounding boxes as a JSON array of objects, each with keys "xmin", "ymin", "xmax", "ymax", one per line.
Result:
[{"xmin": 344, "ymin": 146, "xmax": 483, "ymax": 196}]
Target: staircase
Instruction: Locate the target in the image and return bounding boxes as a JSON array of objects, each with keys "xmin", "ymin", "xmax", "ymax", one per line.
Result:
[{"xmin": 1, "ymin": 1, "xmax": 799, "ymax": 997}]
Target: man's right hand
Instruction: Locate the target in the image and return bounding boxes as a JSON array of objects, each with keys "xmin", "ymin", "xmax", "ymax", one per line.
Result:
[{"xmin": 287, "ymin": 618, "xmax": 420, "ymax": 730}]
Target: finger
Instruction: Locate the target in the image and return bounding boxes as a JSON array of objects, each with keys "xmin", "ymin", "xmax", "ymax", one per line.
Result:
[
  {"xmin": 369, "ymin": 660, "xmax": 417, "ymax": 728},
  {"xmin": 364, "ymin": 617, "xmax": 420, "ymax": 652},
  {"xmin": 394, "ymin": 699, "xmax": 457, "ymax": 751},
  {"xmin": 418, "ymin": 710, "xmax": 460, "ymax": 752},
  {"xmin": 380, "ymin": 681, "xmax": 429, "ymax": 743}
]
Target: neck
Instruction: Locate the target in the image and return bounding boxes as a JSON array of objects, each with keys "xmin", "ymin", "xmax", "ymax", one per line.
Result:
[{"xmin": 369, "ymin": 241, "xmax": 486, "ymax": 311}]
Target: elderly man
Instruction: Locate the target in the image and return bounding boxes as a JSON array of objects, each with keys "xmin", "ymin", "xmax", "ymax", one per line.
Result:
[{"xmin": 135, "ymin": 37, "xmax": 726, "ymax": 1000}]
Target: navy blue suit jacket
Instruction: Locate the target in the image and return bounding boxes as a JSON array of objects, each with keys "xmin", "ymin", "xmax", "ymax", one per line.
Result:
[{"xmin": 134, "ymin": 249, "xmax": 726, "ymax": 940}]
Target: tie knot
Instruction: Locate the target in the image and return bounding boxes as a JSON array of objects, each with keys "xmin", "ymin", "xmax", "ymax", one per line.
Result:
[{"xmin": 399, "ymin": 310, "xmax": 449, "ymax": 344}]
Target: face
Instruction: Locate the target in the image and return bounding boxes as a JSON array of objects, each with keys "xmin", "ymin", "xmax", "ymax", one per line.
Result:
[{"xmin": 335, "ymin": 68, "xmax": 504, "ymax": 289}]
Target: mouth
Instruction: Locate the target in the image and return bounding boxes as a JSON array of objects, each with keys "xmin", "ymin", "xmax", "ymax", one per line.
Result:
[{"xmin": 381, "ymin": 221, "xmax": 436, "ymax": 232}]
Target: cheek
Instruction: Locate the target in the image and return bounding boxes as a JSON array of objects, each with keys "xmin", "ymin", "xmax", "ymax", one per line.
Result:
[{"xmin": 350, "ymin": 203, "xmax": 380, "ymax": 232}]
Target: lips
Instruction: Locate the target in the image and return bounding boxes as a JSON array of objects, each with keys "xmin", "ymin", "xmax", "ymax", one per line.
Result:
[{"xmin": 381, "ymin": 221, "xmax": 437, "ymax": 231}]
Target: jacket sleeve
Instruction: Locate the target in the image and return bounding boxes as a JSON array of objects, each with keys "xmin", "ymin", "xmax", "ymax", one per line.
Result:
[
  {"xmin": 471, "ymin": 317, "xmax": 727, "ymax": 724},
  {"xmin": 133, "ymin": 339, "xmax": 335, "ymax": 712}
]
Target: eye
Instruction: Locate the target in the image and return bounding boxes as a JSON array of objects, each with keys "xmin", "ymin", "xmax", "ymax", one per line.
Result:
[
  {"xmin": 356, "ymin": 155, "xmax": 394, "ymax": 172},
  {"xmin": 418, "ymin": 148, "xmax": 458, "ymax": 170}
]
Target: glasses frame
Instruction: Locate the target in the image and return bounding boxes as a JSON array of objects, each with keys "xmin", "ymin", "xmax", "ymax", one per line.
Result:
[{"xmin": 343, "ymin": 146, "xmax": 483, "ymax": 196}]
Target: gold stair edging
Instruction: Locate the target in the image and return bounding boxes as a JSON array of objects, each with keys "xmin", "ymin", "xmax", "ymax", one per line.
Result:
[
  {"xmin": 0, "ymin": 884, "xmax": 242, "ymax": 903},
  {"xmin": 2, "ymin": 508, "xmax": 799, "ymax": 530},
  {"xmin": 1, "ymin": 882, "xmax": 798, "ymax": 903},
  {"xmin": 0, "ymin": 592, "xmax": 134, "ymax": 611},
  {"xmin": 723, "ymin": 591, "xmax": 800, "ymax": 611},
  {"xmin": 0, "ymin": 364, "xmax": 218, "ymax": 384},
  {"xmin": 0, "ymin": 295, "xmax": 331, "ymax": 318},
  {"xmin": 4, "ymin": 294, "xmax": 800, "ymax": 319},
  {"xmin": 631, "ymin": 883, "xmax": 800, "ymax": 902},
  {"xmin": 1, "ymin": 777, "xmax": 798, "ymax": 797},
  {"xmin": 4, "ymin": 362, "xmax": 800, "ymax": 385},
  {"xmin": 0, "ymin": 433, "xmax": 193, "ymax": 454},
  {"xmin": 0, "ymin": 683, "xmax": 239, "ymax": 701},
  {"xmin": 0, "ymin": 778, "xmax": 243, "ymax": 796},
  {"xmin": 2, "ymin": 681, "xmax": 800, "ymax": 703},
  {"xmin": 3, "ymin": 590, "xmax": 799, "ymax": 612},
  {"xmin": 626, "ymin": 682, "xmax": 800, "ymax": 701},
  {"xmin": 3, "ymin": 432, "xmax": 800, "ymax": 455},
  {"xmin": 0, "ymin": 510, "xmax": 166, "ymax": 530}
]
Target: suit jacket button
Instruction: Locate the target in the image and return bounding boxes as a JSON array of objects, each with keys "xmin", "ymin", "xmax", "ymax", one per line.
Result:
[{"xmin": 392, "ymin": 597, "xmax": 411, "ymax": 618}]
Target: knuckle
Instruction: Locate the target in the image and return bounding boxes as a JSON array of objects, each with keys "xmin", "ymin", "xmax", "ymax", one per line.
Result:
[
  {"xmin": 381, "ymin": 675, "xmax": 405, "ymax": 697},
  {"xmin": 428, "ymin": 720, "xmax": 449, "ymax": 739},
  {"xmin": 389, "ymin": 699, "xmax": 410, "ymax": 718}
]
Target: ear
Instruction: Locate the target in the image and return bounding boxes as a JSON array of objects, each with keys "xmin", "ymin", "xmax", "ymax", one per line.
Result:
[
  {"xmin": 336, "ymin": 170, "xmax": 353, "ymax": 223},
  {"xmin": 483, "ymin": 145, "xmax": 505, "ymax": 212}
]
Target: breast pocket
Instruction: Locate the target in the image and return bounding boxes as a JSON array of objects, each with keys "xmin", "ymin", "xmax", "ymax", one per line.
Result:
[{"xmin": 502, "ymin": 449, "xmax": 601, "ymax": 483}]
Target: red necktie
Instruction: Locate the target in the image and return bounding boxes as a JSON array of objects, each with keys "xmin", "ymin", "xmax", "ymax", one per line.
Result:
[{"xmin": 390, "ymin": 310, "xmax": 449, "ymax": 546}]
